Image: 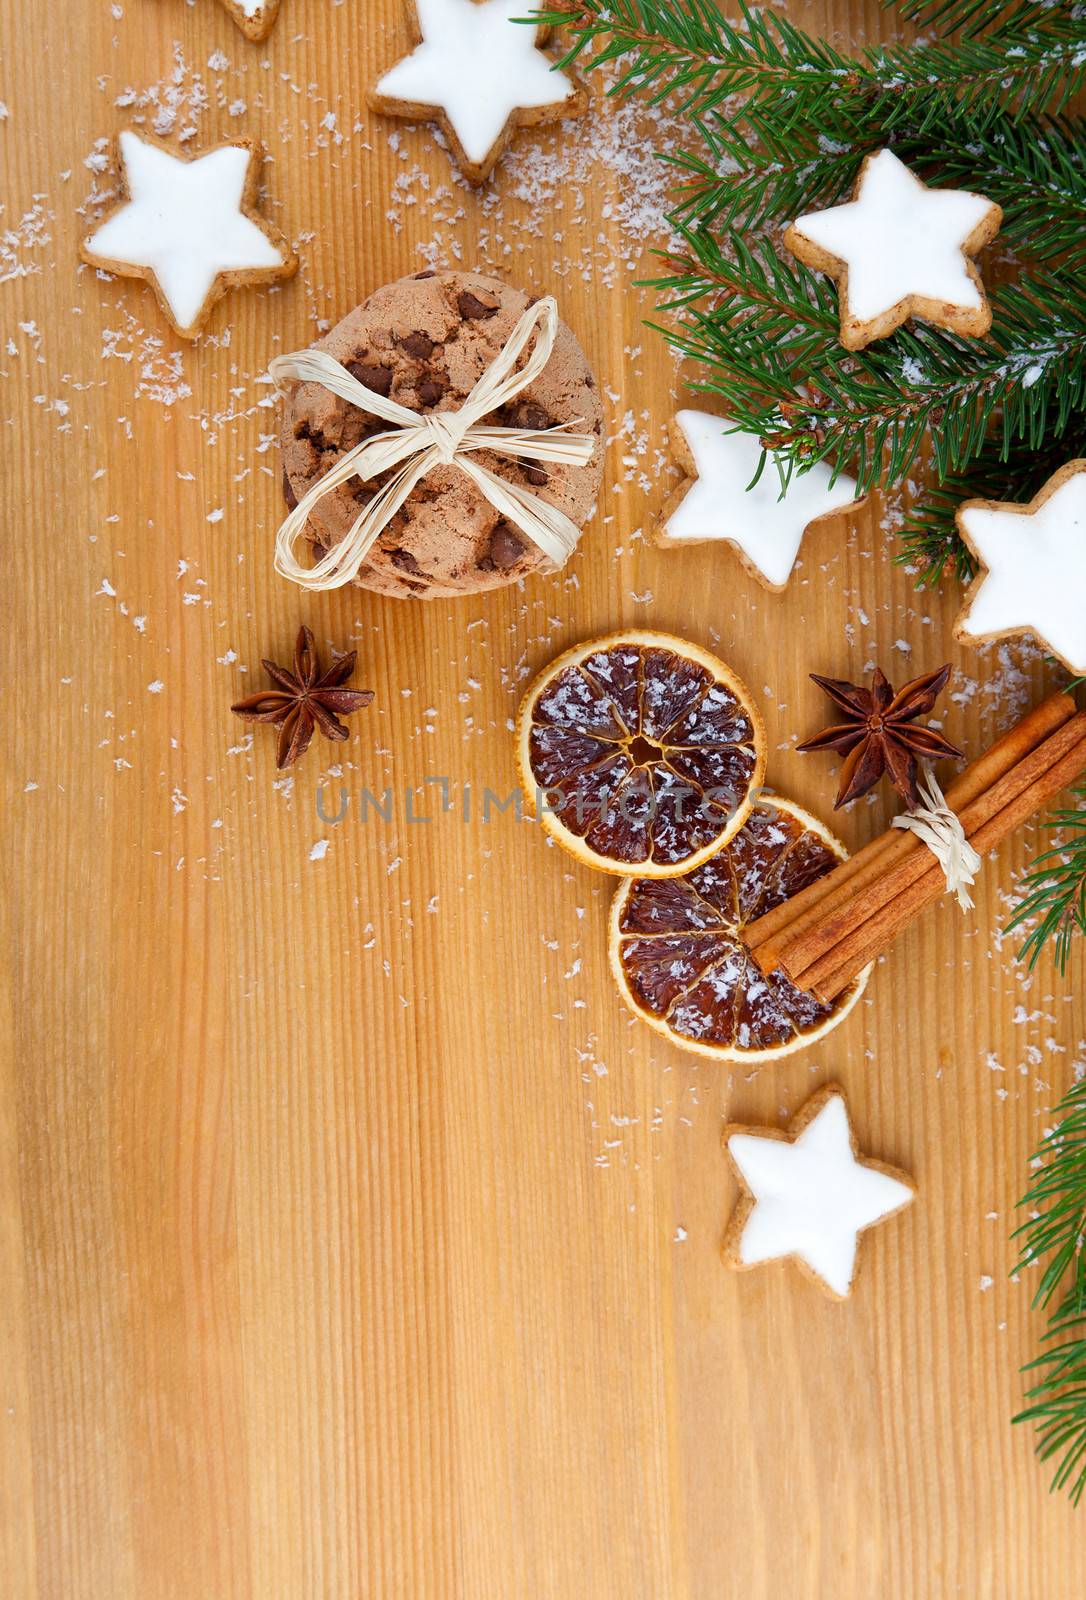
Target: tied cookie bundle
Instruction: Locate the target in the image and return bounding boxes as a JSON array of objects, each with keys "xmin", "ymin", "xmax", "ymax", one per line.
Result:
[
  {"xmin": 275, "ymin": 272, "xmax": 604, "ymax": 600},
  {"xmin": 272, "ymin": 293, "xmax": 594, "ymax": 590}
]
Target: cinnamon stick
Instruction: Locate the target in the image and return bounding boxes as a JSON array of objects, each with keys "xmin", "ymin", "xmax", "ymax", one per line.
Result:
[
  {"xmin": 747, "ymin": 690, "xmax": 1076, "ymax": 968},
  {"xmin": 801, "ymin": 719, "xmax": 1086, "ymax": 1002},
  {"xmin": 777, "ymin": 712, "xmax": 1086, "ymax": 988}
]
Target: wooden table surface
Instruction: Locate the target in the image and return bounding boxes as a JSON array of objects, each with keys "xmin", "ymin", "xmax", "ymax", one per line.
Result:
[{"xmin": 3, "ymin": 2, "xmax": 1084, "ymax": 1595}]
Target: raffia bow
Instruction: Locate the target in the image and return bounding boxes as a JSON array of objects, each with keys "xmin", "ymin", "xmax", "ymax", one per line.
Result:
[
  {"xmin": 892, "ymin": 765, "xmax": 983, "ymax": 911},
  {"xmin": 269, "ymin": 295, "xmax": 597, "ymax": 591}
]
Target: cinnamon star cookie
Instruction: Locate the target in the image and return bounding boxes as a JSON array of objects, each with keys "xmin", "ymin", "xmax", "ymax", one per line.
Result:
[
  {"xmin": 369, "ymin": 0, "xmax": 586, "ymax": 184},
  {"xmin": 954, "ymin": 460, "xmax": 1086, "ymax": 675},
  {"xmin": 218, "ymin": 0, "xmax": 280, "ymax": 40},
  {"xmin": 658, "ymin": 410, "xmax": 863, "ymax": 590},
  {"xmin": 722, "ymin": 1086, "xmax": 916, "ymax": 1299},
  {"xmin": 81, "ymin": 131, "xmax": 296, "ymax": 339},
  {"xmin": 784, "ymin": 149, "xmax": 1001, "ymax": 351}
]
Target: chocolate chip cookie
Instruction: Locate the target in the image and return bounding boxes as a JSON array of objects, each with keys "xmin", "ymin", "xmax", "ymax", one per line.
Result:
[{"xmin": 279, "ymin": 270, "xmax": 604, "ymax": 599}]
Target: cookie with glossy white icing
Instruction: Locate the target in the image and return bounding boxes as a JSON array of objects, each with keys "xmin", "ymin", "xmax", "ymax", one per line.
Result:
[
  {"xmin": 784, "ymin": 149, "xmax": 1001, "ymax": 351},
  {"xmin": 81, "ymin": 130, "xmax": 296, "ymax": 339},
  {"xmin": 658, "ymin": 409, "xmax": 864, "ymax": 590},
  {"xmin": 368, "ymin": 0, "xmax": 587, "ymax": 184},
  {"xmin": 218, "ymin": 0, "xmax": 280, "ymax": 40},
  {"xmin": 954, "ymin": 460, "xmax": 1086, "ymax": 676},
  {"xmin": 722, "ymin": 1085, "xmax": 916, "ymax": 1300}
]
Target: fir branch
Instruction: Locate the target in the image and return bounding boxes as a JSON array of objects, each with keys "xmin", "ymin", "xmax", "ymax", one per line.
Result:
[
  {"xmin": 894, "ymin": 0, "xmax": 1086, "ymax": 45},
  {"xmin": 670, "ymin": 112, "xmax": 1086, "ymax": 264},
  {"xmin": 924, "ymin": 116, "xmax": 1086, "ymax": 264},
  {"xmin": 537, "ymin": 0, "xmax": 1086, "ymax": 127},
  {"xmin": 875, "ymin": 18, "xmax": 1086, "ymax": 127},
  {"xmin": 650, "ymin": 232, "xmax": 1086, "ymax": 493},
  {"xmin": 660, "ymin": 114, "xmax": 866, "ymax": 234},
  {"xmin": 895, "ymin": 429, "xmax": 1086, "ymax": 585},
  {"xmin": 1013, "ymin": 1074, "xmax": 1086, "ymax": 1505},
  {"xmin": 1006, "ymin": 785, "xmax": 1086, "ymax": 974},
  {"xmin": 533, "ymin": 0, "xmax": 856, "ymax": 117}
]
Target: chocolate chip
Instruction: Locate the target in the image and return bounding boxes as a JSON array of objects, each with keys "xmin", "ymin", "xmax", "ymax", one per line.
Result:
[
  {"xmin": 282, "ymin": 467, "xmax": 298, "ymax": 510},
  {"xmin": 294, "ymin": 419, "xmax": 336, "ymax": 455},
  {"xmin": 486, "ymin": 521, "xmax": 526, "ymax": 570},
  {"xmin": 397, "ymin": 330, "xmax": 436, "ymax": 359},
  {"xmin": 346, "ymin": 360, "xmax": 392, "ymax": 396},
  {"xmin": 389, "ymin": 547, "xmax": 422, "ymax": 574},
  {"xmin": 417, "ymin": 372, "xmax": 449, "ymax": 407},
  {"xmin": 457, "ymin": 291, "xmax": 498, "ymax": 320},
  {"xmin": 511, "ymin": 401, "xmax": 553, "ymax": 431},
  {"xmin": 414, "ymin": 270, "xmax": 436, "ymax": 279},
  {"xmin": 523, "ymin": 463, "xmax": 548, "ymax": 486},
  {"xmin": 341, "ymin": 414, "xmax": 387, "ymax": 454}
]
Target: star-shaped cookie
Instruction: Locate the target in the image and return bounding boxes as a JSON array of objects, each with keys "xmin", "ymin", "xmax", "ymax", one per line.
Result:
[
  {"xmin": 218, "ymin": 0, "xmax": 280, "ymax": 40},
  {"xmin": 784, "ymin": 149, "xmax": 1002, "ymax": 351},
  {"xmin": 81, "ymin": 131, "xmax": 297, "ymax": 339},
  {"xmin": 369, "ymin": 0, "xmax": 587, "ymax": 184},
  {"xmin": 722, "ymin": 1086, "xmax": 916, "ymax": 1299},
  {"xmin": 658, "ymin": 410, "xmax": 863, "ymax": 590},
  {"xmin": 954, "ymin": 460, "xmax": 1086, "ymax": 676}
]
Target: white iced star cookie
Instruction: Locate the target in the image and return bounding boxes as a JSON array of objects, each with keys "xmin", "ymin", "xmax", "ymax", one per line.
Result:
[
  {"xmin": 218, "ymin": 0, "xmax": 280, "ymax": 40},
  {"xmin": 784, "ymin": 149, "xmax": 1002, "ymax": 351},
  {"xmin": 657, "ymin": 410, "xmax": 864, "ymax": 590},
  {"xmin": 722, "ymin": 1086, "xmax": 916, "ymax": 1300},
  {"xmin": 954, "ymin": 460, "xmax": 1086, "ymax": 676},
  {"xmin": 369, "ymin": 0, "xmax": 587, "ymax": 184},
  {"xmin": 81, "ymin": 131, "xmax": 297, "ymax": 339}
]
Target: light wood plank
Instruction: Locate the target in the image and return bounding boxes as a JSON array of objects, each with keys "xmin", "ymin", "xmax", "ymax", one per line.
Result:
[{"xmin": 2, "ymin": 1, "xmax": 1084, "ymax": 1595}]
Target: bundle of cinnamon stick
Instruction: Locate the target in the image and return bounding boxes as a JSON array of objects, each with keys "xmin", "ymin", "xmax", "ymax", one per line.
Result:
[{"xmin": 746, "ymin": 691, "xmax": 1086, "ymax": 1003}]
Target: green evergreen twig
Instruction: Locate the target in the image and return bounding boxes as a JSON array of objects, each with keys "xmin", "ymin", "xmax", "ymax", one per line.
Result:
[
  {"xmin": 649, "ymin": 234, "xmax": 1086, "ymax": 494},
  {"xmin": 1013, "ymin": 1076, "xmax": 1086, "ymax": 1505},
  {"xmin": 668, "ymin": 112, "xmax": 1086, "ymax": 265},
  {"xmin": 895, "ymin": 431, "xmax": 1086, "ymax": 585},
  {"xmin": 1006, "ymin": 786, "xmax": 1086, "ymax": 975},
  {"xmin": 536, "ymin": 0, "xmax": 1086, "ymax": 126}
]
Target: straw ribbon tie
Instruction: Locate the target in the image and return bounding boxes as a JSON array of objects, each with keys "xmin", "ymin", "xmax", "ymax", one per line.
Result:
[
  {"xmin": 891, "ymin": 765, "xmax": 983, "ymax": 911},
  {"xmin": 269, "ymin": 296, "xmax": 596, "ymax": 591}
]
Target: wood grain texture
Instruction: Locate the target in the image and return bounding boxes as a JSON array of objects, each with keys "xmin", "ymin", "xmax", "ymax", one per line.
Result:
[{"xmin": 2, "ymin": 2, "xmax": 1084, "ymax": 1596}]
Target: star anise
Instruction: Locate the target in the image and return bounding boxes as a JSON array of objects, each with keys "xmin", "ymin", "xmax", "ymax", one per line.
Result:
[
  {"xmin": 231, "ymin": 625, "xmax": 374, "ymax": 769},
  {"xmin": 797, "ymin": 664, "xmax": 963, "ymax": 809}
]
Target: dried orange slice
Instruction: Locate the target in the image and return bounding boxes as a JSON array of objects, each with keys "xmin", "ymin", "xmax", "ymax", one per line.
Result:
[
  {"xmin": 516, "ymin": 631, "xmax": 766, "ymax": 877},
  {"xmin": 609, "ymin": 795, "xmax": 870, "ymax": 1061}
]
